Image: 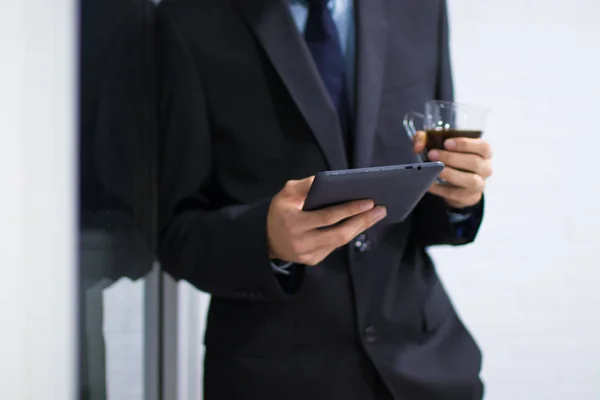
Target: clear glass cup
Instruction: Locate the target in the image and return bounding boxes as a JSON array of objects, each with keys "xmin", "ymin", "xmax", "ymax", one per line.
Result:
[{"xmin": 403, "ymin": 100, "xmax": 490, "ymax": 183}]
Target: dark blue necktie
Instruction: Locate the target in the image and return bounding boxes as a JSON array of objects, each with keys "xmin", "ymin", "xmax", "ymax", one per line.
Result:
[{"xmin": 304, "ymin": 0, "xmax": 351, "ymax": 151}]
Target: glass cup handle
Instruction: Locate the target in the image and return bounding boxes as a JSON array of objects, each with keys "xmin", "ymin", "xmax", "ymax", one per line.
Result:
[
  {"xmin": 402, "ymin": 111, "xmax": 426, "ymax": 162},
  {"xmin": 402, "ymin": 111, "xmax": 424, "ymax": 139}
]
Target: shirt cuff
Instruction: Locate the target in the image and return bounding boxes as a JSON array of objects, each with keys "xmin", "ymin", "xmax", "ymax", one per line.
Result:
[
  {"xmin": 448, "ymin": 211, "xmax": 472, "ymax": 224},
  {"xmin": 271, "ymin": 260, "xmax": 294, "ymax": 275},
  {"xmin": 447, "ymin": 210, "xmax": 473, "ymax": 238}
]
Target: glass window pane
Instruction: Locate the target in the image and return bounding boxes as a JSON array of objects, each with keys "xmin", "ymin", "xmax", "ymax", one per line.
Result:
[{"xmin": 78, "ymin": 0, "xmax": 159, "ymax": 398}]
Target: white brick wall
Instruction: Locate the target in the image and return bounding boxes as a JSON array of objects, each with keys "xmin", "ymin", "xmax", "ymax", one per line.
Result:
[{"xmin": 432, "ymin": 1, "xmax": 600, "ymax": 399}]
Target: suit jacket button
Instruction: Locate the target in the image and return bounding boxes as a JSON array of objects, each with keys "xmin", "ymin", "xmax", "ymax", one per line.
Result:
[
  {"xmin": 364, "ymin": 326, "xmax": 377, "ymax": 343},
  {"xmin": 354, "ymin": 233, "xmax": 371, "ymax": 252}
]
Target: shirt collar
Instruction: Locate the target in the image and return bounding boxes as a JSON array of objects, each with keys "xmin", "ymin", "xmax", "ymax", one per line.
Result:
[{"xmin": 289, "ymin": 0, "xmax": 335, "ymax": 7}]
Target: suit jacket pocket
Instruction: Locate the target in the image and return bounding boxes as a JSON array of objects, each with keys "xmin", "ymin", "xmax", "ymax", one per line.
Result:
[
  {"xmin": 204, "ymin": 296, "xmax": 293, "ymax": 358},
  {"xmin": 422, "ymin": 279, "xmax": 454, "ymax": 333}
]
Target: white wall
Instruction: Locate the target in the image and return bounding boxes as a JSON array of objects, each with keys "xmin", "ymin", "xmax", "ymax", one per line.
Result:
[
  {"xmin": 0, "ymin": 1, "xmax": 77, "ymax": 399},
  {"xmin": 431, "ymin": 1, "xmax": 600, "ymax": 399}
]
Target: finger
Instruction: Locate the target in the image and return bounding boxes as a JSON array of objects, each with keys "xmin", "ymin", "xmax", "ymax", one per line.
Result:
[
  {"xmin": 428, "ymin": 183, "xmax": 482, "ymax": 209},
  {"xmin": 283, "ymin": 176, "xmax": 315, "ymax": 199},
  {"xmin": 428, "ymin": 149, "xmax": 492, "ymax": 177},
  {"xmin": 293, "ymin": 245, "xmax": 334, "ymax": 267},
  {"xmin": 413, "ymin": 130, "xmax": 427, "ymax": 154},
  {"xmin": 288, "ymin": 222, "xmax": 355, "ymax": 261},
  {"xmin": 315, "ymin": 206, "xmax": 387, "ymax": 249},
  {"xmin": 285, "ymin": 234, "xmax": 332, "ymax": 263},
  {"xmin": 437, "ymin": 167, "xmax": 485, "ymax": 192},
  {"xmin": 428, "ymin": 182, "xmax": 461, "ymax": 202},
  {"xmin": 304, "ymin": 199, "xmax": 375, "ymax": 229},
  {"xmin": 443, "ymin": 138, "xmax": 493, "ymax": 159}
]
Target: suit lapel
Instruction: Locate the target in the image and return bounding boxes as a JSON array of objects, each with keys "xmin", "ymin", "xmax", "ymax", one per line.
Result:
[
  {"xmin": 353, "ymin": 0, "xmax": 389, "ymax": 168},
  {"xmin": 234, "ymin": 0, "xmax": 349, "ymax": 170}
]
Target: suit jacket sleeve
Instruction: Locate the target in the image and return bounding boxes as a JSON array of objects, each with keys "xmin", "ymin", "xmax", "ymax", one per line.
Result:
[
  {"xmin": 411, "ymin": 0, "xmax": 484, "ymax": 247},
  {"xmin": 156, "ymin": 7, "xmax": 292, "ymax": 303}
]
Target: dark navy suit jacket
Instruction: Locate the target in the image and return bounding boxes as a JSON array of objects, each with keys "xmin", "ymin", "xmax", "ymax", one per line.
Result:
[{"xmin": 157, "ymin": 0, "xmax": 485, "ymax": 399}]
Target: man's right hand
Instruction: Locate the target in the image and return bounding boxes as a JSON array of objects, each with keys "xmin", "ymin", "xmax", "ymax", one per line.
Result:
[{"xmin": 267, "ymin": 176, "xmax": 387, "ymax": 266}]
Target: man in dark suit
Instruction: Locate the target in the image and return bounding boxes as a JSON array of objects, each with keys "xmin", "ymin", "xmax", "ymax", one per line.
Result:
[{"xmin": 157, "ymin": 0, "xmax": 493, "ymax": 399}]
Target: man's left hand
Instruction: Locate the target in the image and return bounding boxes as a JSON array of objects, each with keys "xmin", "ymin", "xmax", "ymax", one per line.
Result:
[{"xmin": 413, "ymin": 131, "xmax": 493, "ymax": 209}]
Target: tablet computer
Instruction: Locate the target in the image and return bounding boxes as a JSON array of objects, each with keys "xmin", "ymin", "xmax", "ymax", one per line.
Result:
[{"xmin": 302, "ymin": 161, "xmax": 444, "ymax": 223}]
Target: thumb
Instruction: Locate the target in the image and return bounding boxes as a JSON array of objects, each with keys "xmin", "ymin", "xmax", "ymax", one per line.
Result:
[{"xmin": 284, "ymin": 176, "xmax": 315, "ymax": 199}]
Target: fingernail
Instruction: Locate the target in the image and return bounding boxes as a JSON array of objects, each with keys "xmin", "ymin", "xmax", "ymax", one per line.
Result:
[
  {"xmin": 428, "ymin": 150, "xmax": 440, "ymax": 161},
  {"xmin": 360, "ymin": 200, "xmax": 375, "ymax": 211},
  {"xmin": 444, "ymin": 139, "xmax": 457, "ymax": 150},
  {"xmin": 374, "ymin": 206, "xmax": 387, "ymax": 220}
]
